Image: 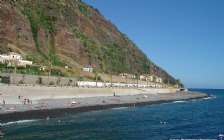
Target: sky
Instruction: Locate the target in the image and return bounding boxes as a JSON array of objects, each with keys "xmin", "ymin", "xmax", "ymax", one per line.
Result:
[{"xmin": 82, "ymin": 0, "xmax": 224, "ymax": 89}]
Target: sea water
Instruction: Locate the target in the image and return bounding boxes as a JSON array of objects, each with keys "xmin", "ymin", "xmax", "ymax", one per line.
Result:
[{"xmin": 1, "ymin": 89, "xmax": 224, "ymax": 140}]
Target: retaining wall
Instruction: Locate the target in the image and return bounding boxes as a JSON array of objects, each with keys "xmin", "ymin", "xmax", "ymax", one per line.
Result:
[{"xmin": 0, "ymin": 84, "xmax": 181, "ymax": 100}]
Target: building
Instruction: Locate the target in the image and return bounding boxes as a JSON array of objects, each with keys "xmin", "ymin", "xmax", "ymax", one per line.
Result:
[
  {"xmin": 139, "ymin": 74, "xmax": 154, "ymax": 82},
  {"xmin": 119, "ymin": 73, "xmax": 128, "ymax": 77},
  {"xmin": 119, "ymin": 73, "xmax": 136, "ymax": 79},
  {"xmin": 128, "ymin": 74, "xmax": 136, "ymax": 79},
  {"xmin": 139, "ymin": 74, "xmax": 162, "ymax": 83},
  {"xmin": 156, "ymin": 77, "xmax": 163, "ymax": 83},
  {"xmin": 0, "ymin": 52, "xmax": 32, "ymax": 67},
  {"xmin": 174, "ymin": 85, "xmax": 179, "ymax": 88},
  {"xmin": 7, "ymin": 52, "xmax": 22, "ymax": 60},
  {"xmin": 83, "ymin": 66, "xmax": 93, "ymax": 72},
  {"xmin": 39, "ymin": 66, "xmax": 48, "ymax": 71}
]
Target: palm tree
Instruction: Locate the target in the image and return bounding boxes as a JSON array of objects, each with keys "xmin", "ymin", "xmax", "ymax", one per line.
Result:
[
  {"xmin": 125, "ymin": 75, "xmax": 128, "ymax": 87},
  {"xmin": 93, "ymin": 70, "xmax": 98, "ymax": 87},
  {"xmin": 135, "ymin": 73, "xmax": 139, "ymax": 89},
  {"xmin": 175, "ymin": 79, "xmax": 181, "ymax": 88},
  {"xmin": 13, "ymin": 59, "xmax": 18, "ymax": 74},
  {"xmin": 110, "ymin": 72, "xmax": 113, "ymax": 87},
  {"xmin": 11, "ymin": 59, "xmax": 18, "ymax": 84},
  {"xmin": 46, "ymin": 61, "xmax": 52, "ymax": 85},
  {"xmin": 175, "ymin": 79, "xmax": 180, "ymax": 85},
  {"xmin": 146, "ymin": 75, "xmax": 149, "ymax": 88}
]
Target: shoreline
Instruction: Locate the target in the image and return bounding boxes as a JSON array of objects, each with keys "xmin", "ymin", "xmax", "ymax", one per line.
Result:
[{"xmin": 0, "ymin": 92, "xmax": 211, "ymax": 123}]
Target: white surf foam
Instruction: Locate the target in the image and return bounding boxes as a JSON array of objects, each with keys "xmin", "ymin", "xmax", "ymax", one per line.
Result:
[
  {"xmin": 0, "ymin": 119, "xmax": 38, "ymax": 126},
  {"xmin": 173, "ymin": 100, "xmax": 187, "ymax": 103},
  {"xmin": 111, "ymin": 107, "xmax": 130, "ymax": 110},
  {"xmin": 202, "ymin": 97, "xmax": 213, "ymax": 100}
]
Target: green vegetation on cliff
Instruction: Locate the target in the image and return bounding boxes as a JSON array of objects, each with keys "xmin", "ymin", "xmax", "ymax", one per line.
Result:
[
  {"xmin": 21, "ymin": 2, "xmax": 60, "ymax": 66},
  {"xmin": 0, "ymin": 0, "xmax": 182, "ymax": 86}
]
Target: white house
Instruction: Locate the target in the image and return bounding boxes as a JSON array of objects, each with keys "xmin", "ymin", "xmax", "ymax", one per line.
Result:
[
  {"xmin": 139, "ymin": 75, "xmax": 146, "ymax": 80},
  {"xmin": 128, "ymin": 74, "xmax": 136, "ymax": 79},
  {"xmin": 174, "ymin": 85, "xmax": 179, "ymax": 88},
  {"xmin": 0, "ymin": 54, "xmax": 10, "ymax": 64},
  {"xmin": 147, "ymin": 75, "xmax": 154, "ymax": 82},
  {"xmin": 39, "ymin": 66, "xmax": 48, "ymax": 71},
  {"xmin": 8, "ymin": 52, "xmax": 22, "ymax": 60},
  {"xmin": 156, "ymin": 77, "xmax": 163, "ymax": 83},
  {"xmin": 119, "ymin": 73, "xmax": 128, "ymax": 77},
  {"xmin": 0, "ymin": 56, "xmax": 5, "ymax": 64},
  {"xmin": 140, "ymin": 74, "xmax": 154, "ymax": 82},
  {"xmin": 83, "ymin": 66, "xmax": 93, "ymax": 72},
  {"xmin": 0, "ymin": 52, "xmax": 32, "ymax": 67},
  {"xmin": 119, "ymin": 73, "xmax": 136, "ymax": 79}
]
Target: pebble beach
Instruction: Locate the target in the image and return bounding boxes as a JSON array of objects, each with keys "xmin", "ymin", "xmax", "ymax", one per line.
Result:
[{"xmin": 0, "ymin": 84, "xmax": 210, "ymax": 123}]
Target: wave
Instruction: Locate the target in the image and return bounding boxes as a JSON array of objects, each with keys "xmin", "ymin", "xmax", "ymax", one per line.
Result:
[
  {"xmin": 173, "ymin": 100, "xmax": 187, "ymax": 103},
  {"xmin": 202, "ymin": 96, "xmax": 213, "ymax": 100},
  {"xmin": 0, "ymin": 119, "xmax": 39, "ymax": 126},
  {"xmin": 111, "ymin": 107, "xmax": 131, "ymax": 110}
]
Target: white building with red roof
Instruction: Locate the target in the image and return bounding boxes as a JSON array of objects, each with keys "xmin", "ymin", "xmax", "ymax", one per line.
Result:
[{"xmin": 0, "ymin": 52, "xmax": 32, "ymax": 67}]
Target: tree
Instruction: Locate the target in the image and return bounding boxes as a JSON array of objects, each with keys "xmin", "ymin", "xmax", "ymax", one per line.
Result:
[
  {"xmin": 153, "ymin": 76, "xmax": 157, "ymax": 83},
  {"xmin": 13, "ymin": 59, "xmax": 18, "ymax": 75},
  {"xmin": 93, "ymin": 70, "xmax": 98, "ymax": 87},
  {"xmin": 135, "ymin": 73, "xmax": 139, "ymax": 89},
  {"xmin": 175, "ymin": 79, "xmax": 180, "ymax": 85},
  {"xmin": 46, "ymin": 60, "xmax": 52, "ymax": 85},
  {"xmin": 146, "ymin": 76, "xmax": 149, "ymax": 88},
  {"xmin": 175, "ymin": 79, "xmax": 184, "ymax": 88},
  {"xmin": 11, "ymin": 59, "xmax": 18, "ymax": 84},
  {"xmin": 109, "ymin": 71, "xmax": 113, "ymax": 87},
  {"xmin": 125, "ymin": 75, "xmax": 128, "ymax": 87}
]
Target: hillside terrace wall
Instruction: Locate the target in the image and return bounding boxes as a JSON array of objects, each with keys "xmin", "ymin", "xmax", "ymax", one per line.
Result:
[
  {"xmin": 0, "ymin": 73, "xmax": 77, "ymax": 86},
  {"xmin": 0, "ymin": 73, "xmax": 171, "ymax": 89}
]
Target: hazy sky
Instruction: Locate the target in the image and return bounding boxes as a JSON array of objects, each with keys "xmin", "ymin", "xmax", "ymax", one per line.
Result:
[{"xmin": 82, "ymin": 0, "xmax": 224, "ymax": 89}]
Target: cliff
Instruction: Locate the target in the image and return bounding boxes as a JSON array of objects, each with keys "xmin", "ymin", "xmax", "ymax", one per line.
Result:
[{"xmin": 0, "ymin": 0, "xmax": 179, "ymax": 85}]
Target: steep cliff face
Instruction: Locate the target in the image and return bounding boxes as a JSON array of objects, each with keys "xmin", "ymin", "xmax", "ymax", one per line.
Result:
[{"xmin": 0, "ymin": 0, "xmax": 177, "ymax": 84}]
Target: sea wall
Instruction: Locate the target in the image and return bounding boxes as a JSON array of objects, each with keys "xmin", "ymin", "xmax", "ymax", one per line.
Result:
[{"xmin": 0, "ymin": 84, "xmax": 181, "ymax": 101}]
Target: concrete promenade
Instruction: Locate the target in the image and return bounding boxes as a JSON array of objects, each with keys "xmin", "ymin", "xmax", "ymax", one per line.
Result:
[{"xmin": 0, "ymin": 84, "xmax": 181, "ymax": 104}]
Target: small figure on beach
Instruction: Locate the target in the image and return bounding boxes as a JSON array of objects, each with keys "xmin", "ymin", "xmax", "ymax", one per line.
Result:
[
  {"xmin": 18, "ymin": 95, "xmax": 20, "ymax": 99},
  {"xmin": 57, "ymin": 118, "xmax": 61, "ymax": 123},
  {"xmin": 0, "ymin": 130, "xmax": 4, "ymax": 138},
  {"xmin": 113, "ymin": 92, "xmax": 116, "ymax": 96},
  {"xmin": 23, "ymin": 99, "xmax": 26, "ymax": 105},
  {"xmin": 63, "ymin": 101, "xmax": 80, "ymax": 106},
  {"xmin": 133, "ymin": 103, "xmax": 135, "ymax": 107},
  {"xmin": 4, "ymin": 106, "xmax": 18, "ymax": 112},
  {"xmin": 41, "ymin": 103, "xmax": 48, "ymax": 108},
  {"xmin": 3, "ymin": 100, "xmax": 5, "ymax": 106},
  {"xmin": 46, "ymin": 116, "xmax": 50, "ymax": 121}
]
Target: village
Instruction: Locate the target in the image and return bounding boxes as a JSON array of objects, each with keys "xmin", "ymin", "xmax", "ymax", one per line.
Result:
[{"xmin": 0, "ymin": 52, "xmax": 177, "ymax": 89}]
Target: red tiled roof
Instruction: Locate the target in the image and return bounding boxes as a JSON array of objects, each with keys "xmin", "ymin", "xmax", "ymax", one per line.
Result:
[{"xmin": 8, "ymin": 52, "xmax": 20, "ymax": 55}]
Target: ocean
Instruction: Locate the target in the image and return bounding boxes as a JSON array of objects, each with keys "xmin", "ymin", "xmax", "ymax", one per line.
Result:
[{"xmin": 1, "ymin": 89, "xmax": 224, "ymax": 140}]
